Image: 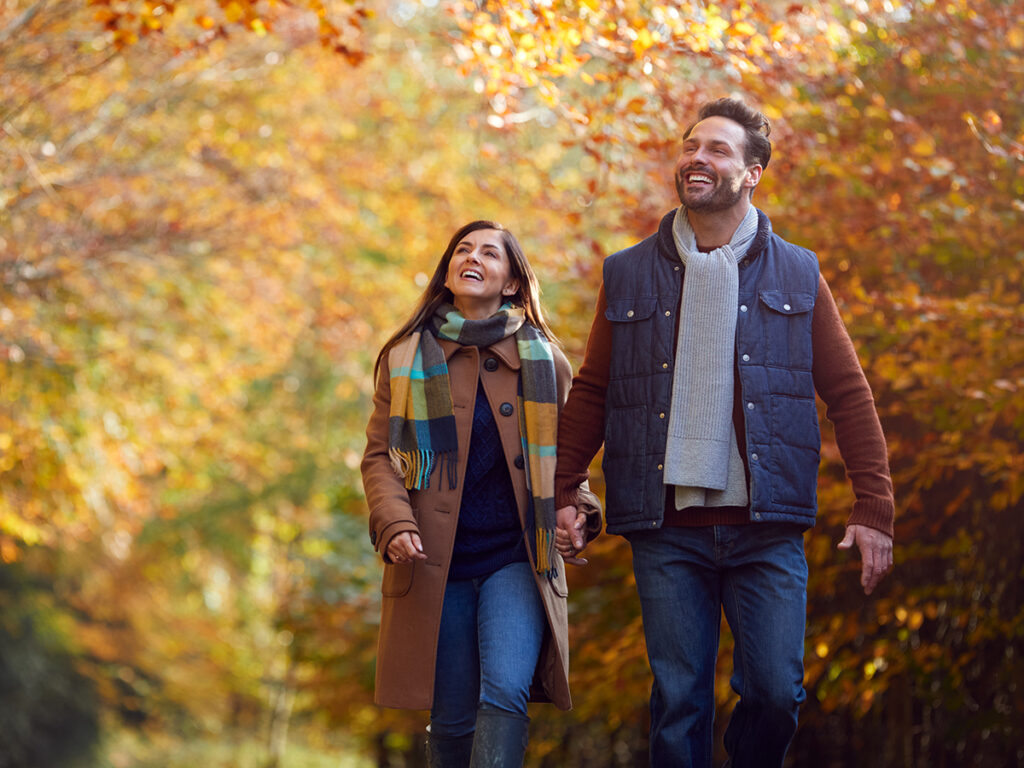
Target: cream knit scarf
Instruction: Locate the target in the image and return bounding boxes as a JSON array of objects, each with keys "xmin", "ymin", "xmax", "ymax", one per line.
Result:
[{"xmin": 665, "ymin": 205, "xmax": 758, "ymax": 510}]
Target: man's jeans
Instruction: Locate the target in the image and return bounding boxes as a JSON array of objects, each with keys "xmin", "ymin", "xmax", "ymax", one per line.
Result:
[
  {"xmin": 430, "ymin": 561, "xmax": 546, "ymax": 739},
  {"xmin": 627, "ymin": 523, "xmax": 808, "ymax": 768}
]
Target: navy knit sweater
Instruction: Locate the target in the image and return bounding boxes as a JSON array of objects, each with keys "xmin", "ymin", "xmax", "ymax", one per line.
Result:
[{"xmin": 449, "ymin": 380, "xmax": 528, "ymax": 580}]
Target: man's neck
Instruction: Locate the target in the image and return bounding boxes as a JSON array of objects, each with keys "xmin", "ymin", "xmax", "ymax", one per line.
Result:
[{"xmin": 686, "ymin": 200, "xmax": 753, "ymax": 250}]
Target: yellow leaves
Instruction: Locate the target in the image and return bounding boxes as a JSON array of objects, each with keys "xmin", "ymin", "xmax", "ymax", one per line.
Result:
[
  {"xmin": 910, "ymin": 133, "xmax": 936, "ymax": 157},
  {"xmin": 1008, "ymin": 24, "xmax": 1024, "ymax": 50},
  {"xmin": 223, "ymin": 2, "xmax": 245, "ymax": 24},
  {"xmin": 729, "ymin": 21, "xmax": 758, "ymax": 38}
]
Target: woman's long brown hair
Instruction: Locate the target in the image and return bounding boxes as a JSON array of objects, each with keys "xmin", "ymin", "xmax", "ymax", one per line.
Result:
[{"xmin": 372, "ymin": 220, "xmax": 559, "ymax": 382}]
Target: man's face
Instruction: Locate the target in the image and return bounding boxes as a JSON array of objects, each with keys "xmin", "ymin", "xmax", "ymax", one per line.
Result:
[{"xmin": 674, "ymin": 116, "xmax": 761, "ymax": 213}]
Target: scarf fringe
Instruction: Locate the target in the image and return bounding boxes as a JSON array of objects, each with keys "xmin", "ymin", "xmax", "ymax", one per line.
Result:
[
  {"xmin": 390, "ymin": 447, "xmax": 456, "ymax": 490},
  {"xmin": 535, "ymin": 528, "xmax": 556, "ymax": 578}
]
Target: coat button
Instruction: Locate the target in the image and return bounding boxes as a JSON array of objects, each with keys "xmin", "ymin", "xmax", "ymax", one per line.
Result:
[
  {"xmin": 499, "ymin": 402, "xmax": 514, "ymax": 417},
  {"xmin": 740, "ymin": 304, "xmax": 748, "ymax": 313},
  {"xmin": 784, "ymin": 303, "xmax": 791, "ymax": 311},
  {"xmin": 742, "ymin": 354, "xmax": 750, "ymax": 362},
  {"xmin": 484, "ymin": 357, "xmax": 499, "ymax": 372},
  {"xmin": 514, "ymin": 455, "xmax": 525, "ymax": 469},
  {"xmin": 626, "ymin": 309, "xmax": 635, "ymax": 318}
]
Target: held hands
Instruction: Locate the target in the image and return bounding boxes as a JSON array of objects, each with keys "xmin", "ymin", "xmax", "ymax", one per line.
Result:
[
  {"xmin": 386, "ymin": 531, "xmax": 427, "ymax": 564},
  {"xmin": 555, "ymin": 505, "xmax": 588, "ymax": 566},
  {"xmin": 838, "ymin": 524, "xmax": 893, "ymax": 595}
]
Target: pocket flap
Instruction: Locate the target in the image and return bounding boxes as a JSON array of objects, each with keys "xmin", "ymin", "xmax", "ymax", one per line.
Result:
[
  {"xmin": 605, "ymin": 297, "xmax": 658, "ymax": 322},
  {"xmin": 758, "ymin": 291, "xmax": 814, "ymax": 315}
]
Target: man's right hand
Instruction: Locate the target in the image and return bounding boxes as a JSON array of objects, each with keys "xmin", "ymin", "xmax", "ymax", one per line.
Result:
[{"xmin": 386, "ymin": 531, "xmax": 427, "ymax": 564}]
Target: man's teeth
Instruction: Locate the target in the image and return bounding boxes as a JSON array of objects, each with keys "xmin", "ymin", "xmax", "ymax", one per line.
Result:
[{"xmin": 688, "ymin": 173, "xmax": 714, "ymax": 184}]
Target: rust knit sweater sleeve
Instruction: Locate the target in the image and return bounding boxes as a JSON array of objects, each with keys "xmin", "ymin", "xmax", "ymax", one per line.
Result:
[
  {"xmin": 812, "ymin": 273, "xmax": 895, "ymax": 537},
  {"xmin": 555, "ymin": 283, "xmax": 613, "ymax": 509}
]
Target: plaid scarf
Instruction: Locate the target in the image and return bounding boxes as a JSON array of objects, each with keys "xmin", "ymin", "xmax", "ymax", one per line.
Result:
[{"xmin": 388, "ymin": 302, "xmax": 560, "ymax": 576}]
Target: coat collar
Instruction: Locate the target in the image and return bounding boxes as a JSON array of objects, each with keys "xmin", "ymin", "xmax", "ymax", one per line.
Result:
[{"xmin": 437, "ymin": 334, "xmax": 521, "ymax": 370}]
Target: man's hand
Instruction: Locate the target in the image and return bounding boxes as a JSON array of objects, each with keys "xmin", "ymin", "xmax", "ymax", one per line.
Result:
[
  {"xmin": 386, "ymin": 531, "xmax": 427, "ymax": 564},
  {"xmin": 838, "ymin": 524, "xmax": 893, "ymax": 595},
  {"xmin": 555, "ymin": 505, "xmax": 588, "ymax": 566}
]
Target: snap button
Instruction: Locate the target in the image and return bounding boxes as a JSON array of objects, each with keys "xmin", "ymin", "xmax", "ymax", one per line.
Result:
[
  {"xmin": 674, "ymin": 266, "xmax": 680, "ymax": 271},
  {"xmin": 747, "ymin": 402, "xmax": 754, "ymax": 410},
  {"xmin": 626, "ymin": 309, "xmax": 635, "ymax": 318},
  {"xmin": 662, "ymin": 362, "xmax": 669, "ymax": 369},
  {"xmin": 484, "ymin": 357, "xmax": 499, "ymax": 372},
  {"xmin": 514, "ymin": 455, "xmax": 525, "ymax": 469},
  {"xmin": 664, "ymin": 310, "xmax": 671, "ymax": 317},
  {"xmin": 740, "ymin": 305, "xmax": 748, "ymax": 312},
  {"xmin": 657, "ymin": 463, "xmax": 663, "ymax": 470},
  {"xmin": 751, "ymin": 453, "xmax": 758, "ymax": 461},
  {"xmin": 659, "ymin": 412, "xmax": 665, "ymax": 419},
  {"xmin": 742, "ymin": 354, "xmax": 750, "ymax": 362},
  {"xmin": 754, "ymin": 512, "xmax": 762, "ymax": 520},
  {"xmin": 784, "ymin": 303, "xmax": 791, "ymax": 311},
  {"xmin": 499, "ymin": 402, "xmax": 514, "ymax": 417}
]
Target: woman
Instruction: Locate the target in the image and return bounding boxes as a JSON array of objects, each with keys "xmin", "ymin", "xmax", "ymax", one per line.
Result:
[{"xmin": 361, "ymin": 221, "xmax": 600, "ymax": 768}]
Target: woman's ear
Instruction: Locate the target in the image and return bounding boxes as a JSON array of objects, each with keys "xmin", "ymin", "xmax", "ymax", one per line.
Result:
[{"xmin": 502, "ymin": 279, "xmax": 520, "ymax": 297}]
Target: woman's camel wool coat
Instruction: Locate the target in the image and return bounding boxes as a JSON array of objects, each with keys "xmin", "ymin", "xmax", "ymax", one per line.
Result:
[{"xmin": 361, "ymin": 333, "xmax": 600, "ymax": 711}]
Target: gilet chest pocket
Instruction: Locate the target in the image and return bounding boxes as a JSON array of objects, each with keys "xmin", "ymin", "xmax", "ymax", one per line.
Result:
[
  {"xmin": 757, "ymin": 291, "xmax": 814, "ymax": 370},
  {"xmin": 605, "ymin": 298, "xmax": 658, "ymax": 376}
]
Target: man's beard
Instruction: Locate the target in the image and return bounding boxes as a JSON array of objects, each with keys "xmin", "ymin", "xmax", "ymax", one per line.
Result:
[{"xmin": 675, "ymin": 166, "xmax": 746, "ymax": 213}]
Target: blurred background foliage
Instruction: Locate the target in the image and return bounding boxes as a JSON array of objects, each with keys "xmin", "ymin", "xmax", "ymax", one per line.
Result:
[{"xmin": 1, "ymin": 0, "xmax": 1021, "ymax": 766}]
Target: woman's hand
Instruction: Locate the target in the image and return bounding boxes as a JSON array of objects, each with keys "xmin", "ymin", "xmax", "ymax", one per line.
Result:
[
  {"xmin": 386, "ymin": 531, "xmax": 428, "ymax": 564},
  {"xmin": 555, "ymin": 505, "xmax": 588, "ymax": 566}
]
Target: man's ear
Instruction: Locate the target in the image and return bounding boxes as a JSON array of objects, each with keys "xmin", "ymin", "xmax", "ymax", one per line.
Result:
[{"xmin": 744, "ymin": 164, "xmax": 763, "ymax": 190}]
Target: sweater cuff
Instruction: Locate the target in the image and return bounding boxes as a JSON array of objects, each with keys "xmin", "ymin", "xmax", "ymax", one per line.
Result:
[
  {"xmin": 847, "ymin": 498, "xmax": 895, "ymax": 539},
  {"xmin": 555, "ymin": 474, "xmax": 586, "ymax": 510}
]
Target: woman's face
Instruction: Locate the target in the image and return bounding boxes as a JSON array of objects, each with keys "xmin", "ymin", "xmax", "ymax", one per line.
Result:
[{"xmin": 443, "ymin": 228, "xmax": 519, "ymax": 318}]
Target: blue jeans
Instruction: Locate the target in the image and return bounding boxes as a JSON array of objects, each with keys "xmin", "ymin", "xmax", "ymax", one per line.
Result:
[
  {"xmin": 430, "ymin": 561, "xmax": 546, "ymax": 739},
  {"xmin": 627, "ymin": 524, "xmax": 808, "ymax": 768}
]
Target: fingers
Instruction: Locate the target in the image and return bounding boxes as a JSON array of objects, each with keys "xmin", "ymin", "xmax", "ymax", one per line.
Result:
[
  {"xmin": 556, "ymin": 504, "xmax": 587, "ymax": 556},
  {"xmin": 862, "ymin": 534, "xmax": 894, "ymax": 595},
  {"xmin": 860, "ymin": 535, "xmax": 876, "ymax": 593},
  {"xmin": 841, "ymin": 525, "xmax": 894, "ymax": 595},
  {"xmin": 562, "ymin": 554, "xmax": 589, "ymax": 567},
  {"xmin": 386, "ymin": 532, "xmax": 427, "ymax": 563}
]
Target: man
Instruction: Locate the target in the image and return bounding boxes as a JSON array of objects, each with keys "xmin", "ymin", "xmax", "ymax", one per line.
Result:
[{"xmin": 553, "ymin": 98, "xmax": 894, "ymax": 767}]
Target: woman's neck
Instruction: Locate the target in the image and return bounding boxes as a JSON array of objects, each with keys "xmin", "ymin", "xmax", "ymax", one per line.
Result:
[{"xmin": 453, "ymin": 297, "xmax": 502, "ymax": 320}]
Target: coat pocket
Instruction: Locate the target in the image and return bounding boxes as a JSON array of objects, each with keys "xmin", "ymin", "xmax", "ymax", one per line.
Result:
[{"xmin": 381, "ymin": 562, "xmax": 414, "ymax": 597}]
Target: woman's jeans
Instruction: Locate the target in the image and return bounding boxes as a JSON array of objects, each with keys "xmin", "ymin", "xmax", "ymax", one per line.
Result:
[
  {"xmin": 627, "ymin": 523, "xmax": 808, "ymax": 768},
  {"xmin": 430, "ymin": 561, "xmax": 546, "ymax": 739}
]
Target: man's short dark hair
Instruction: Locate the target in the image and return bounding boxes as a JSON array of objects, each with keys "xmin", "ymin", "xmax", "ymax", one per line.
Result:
[{"xmin": 685, "ymin": 97, "xmax": 772, "ymax": 170}]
